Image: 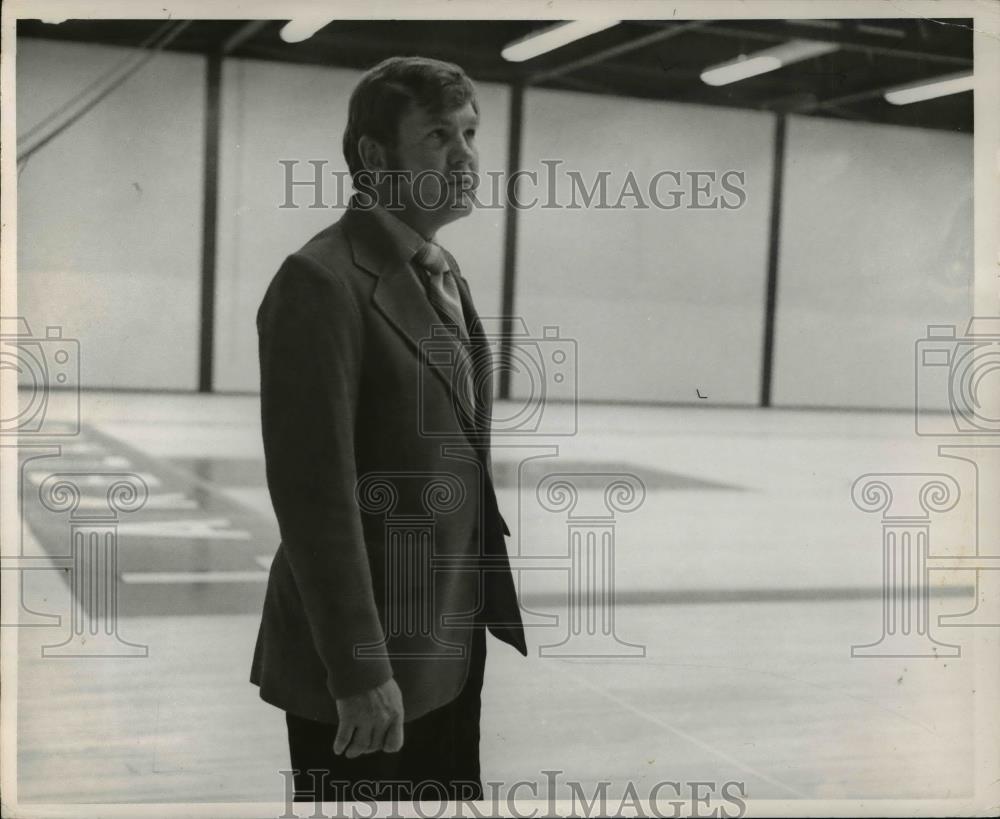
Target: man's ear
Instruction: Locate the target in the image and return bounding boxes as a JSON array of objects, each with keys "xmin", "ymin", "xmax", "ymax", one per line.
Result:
[{"xmin": 358, "ymin": 135, "xmax": 388, "ymax": 173}]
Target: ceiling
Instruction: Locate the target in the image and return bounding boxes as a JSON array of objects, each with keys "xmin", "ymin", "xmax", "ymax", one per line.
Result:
[{"xmin": 17, "ymin": 17, "xmax": 974, "ymax": 132}]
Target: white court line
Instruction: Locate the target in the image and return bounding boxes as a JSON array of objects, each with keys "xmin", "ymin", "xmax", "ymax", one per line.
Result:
[
  {"xmin": 57, "ymin": 442, "xmax": 102, "ymax": 455},
  {"xmin": 26, "ymin": 470, "xmax": 162, "ymax": 488},
  {"xmin": 73, "ymin": 491, "xmax": 199, "ymax": 511},
  {"xmin": 52, "ymin": 455, "xmax": 134, "ymax": 469},
  {"xmin": 117, "ymin": 518, "xmax": 251, "ymax": 539},
  {"xmin": 120, "ymin": 570, "xmax": 268, "ymax": 584},
  {"xmin": 554, "ymin": 664, "xmax": 810, "ymax": 799}
]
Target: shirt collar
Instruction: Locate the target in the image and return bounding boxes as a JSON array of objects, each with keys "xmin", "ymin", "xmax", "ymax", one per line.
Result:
[{"xmin": 366, "ymin": 203, "xmax": 429, "ymax": 265}]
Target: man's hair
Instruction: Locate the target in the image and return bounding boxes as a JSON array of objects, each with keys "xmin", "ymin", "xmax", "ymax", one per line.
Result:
[{"xmin": 342, "ymin": 56, "xmax": 478, "ymax": 181}]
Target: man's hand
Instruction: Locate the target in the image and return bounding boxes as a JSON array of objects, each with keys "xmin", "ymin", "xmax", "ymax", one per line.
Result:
[{"xmin": 333, "ymin": 677, "xmax": 404, "ymax": 758}]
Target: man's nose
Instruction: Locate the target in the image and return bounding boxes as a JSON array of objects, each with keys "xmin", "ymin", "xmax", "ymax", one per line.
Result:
[{"xmin": 449, "ymin": 136, "xmax": 477, "ymax": 168}]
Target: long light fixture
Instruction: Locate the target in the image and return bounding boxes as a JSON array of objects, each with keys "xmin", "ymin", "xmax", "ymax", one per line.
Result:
[
  {"xmin": 884, "ymin": 72, "xmax": 974, "ymax": 105},
  {"xmin": 700, "ymin": 39, "xmax": 839, "ymax": 86},
  {"xmin": 279, "ymin": 18, "xmax": 335, "ymax": 44},
  {"xmin": 501, "ymin": 20, "xmax": 620, "ymax": 63}
]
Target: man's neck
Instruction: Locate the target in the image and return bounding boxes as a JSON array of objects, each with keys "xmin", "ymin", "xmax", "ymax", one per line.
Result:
[
  {"xmin": 386, "ymin": 205, "xmax": 438, "ymax": 242},
  {"xmin": 368, "ymin": 182, "xmax": 448, "ymax": 240}
]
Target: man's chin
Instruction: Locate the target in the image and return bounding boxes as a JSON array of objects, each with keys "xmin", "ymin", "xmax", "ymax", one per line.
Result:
[{"xmin": 443, "ymin": 189, "xmax": 476, "ymax": 216}]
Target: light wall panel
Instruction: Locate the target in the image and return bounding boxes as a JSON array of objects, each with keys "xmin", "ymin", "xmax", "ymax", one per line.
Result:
[
  {"xmin": 773, "ymin": 116, "xmax": 972, "ymax": 410},
  {"xmin": 17, "ymin": 38, "xmax": 205, "ymax": 390},
  {"xmin": 515, "ymin": 88, "xmax": 776, "ymax": 405}
]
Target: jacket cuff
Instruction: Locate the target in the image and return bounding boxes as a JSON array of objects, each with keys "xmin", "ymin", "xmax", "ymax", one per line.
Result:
[{"xmin": 326, "ymin": 656, "xmax": 394, "ymax": 701}]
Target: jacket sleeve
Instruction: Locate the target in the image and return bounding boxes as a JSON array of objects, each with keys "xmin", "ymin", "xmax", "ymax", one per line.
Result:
[{"xmin": 257, "ymin": 250, "xmax": 393, "ymax": 700}]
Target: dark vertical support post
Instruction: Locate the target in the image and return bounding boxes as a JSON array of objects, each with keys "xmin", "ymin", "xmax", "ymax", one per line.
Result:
[
  {"xmin": 198, "ymin": 52, "xmax": 222, "ymax": 393},
  {"xmin": 760, "ymin": 113, "xmax": 787, "ymax": 408},
  {"xmin": 498, "ymin": 83, "xmax": 525, "ymax": 401},
  {"xmin": 497, "ymin": 82, "xmax": 524, "ymax": 399}
]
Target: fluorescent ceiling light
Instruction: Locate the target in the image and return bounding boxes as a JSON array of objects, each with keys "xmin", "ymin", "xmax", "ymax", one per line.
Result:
[
  {"xmin": 786, "ymin": 19, "xmax": 841, "ymax": 30},
  {"xmin": 856, "ymin": 23, "xmax": 905, "ymax": 38},
  {"xmin": 701, "ymin": 55, "xmax": 783, "ymax": 87},
  {"xmin": 884, "ymin": 72, "xmax": 974, "ymax": 105},
  {"xmin": 700, "ymin": 39, "xmax": 839, "ymax": 86},
  {"xmin": 502, "ymin": 20, "xmax": 619, "ymax": 62},
  {"xmin": 279, "ymin": 18, "xmax": 335, "ymax": 44}
]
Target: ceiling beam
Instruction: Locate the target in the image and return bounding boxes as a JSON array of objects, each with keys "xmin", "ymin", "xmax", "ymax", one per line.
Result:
[
  {"xmin": 791, "ymin": 63, "xmax": 968, "ymax": 114},
  {"xmin": 792, "ymin": 80, "xmax": 935, "ymax": 113},
  {"xmin": 696, "ymin": 23, "xmax": 972, "ymax": 67},
  {"xmin": 220, "ymin": 20, "xmax": 272, "ymax": 54},
  {"xmin": 528, "ymin": 21, "xmax": 704, "ymax": 84}
]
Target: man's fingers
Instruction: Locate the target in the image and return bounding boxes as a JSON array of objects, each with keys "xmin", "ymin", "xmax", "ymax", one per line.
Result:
[
  {"xmin": 382, "ymin": 715, "xmax": 404, "ymax": 754},
  {"xmin": 369, "ymin": 713, "xmax": 391, "ymax": 754},
  {"xmin": 333, "ymin": 722, "xmax": 355, "ymax": 756},
  {"xmin": 344, "ymin": 724, "xmax": 374, "ymax": 759},
  {"xmin": 332, "ymin": 680, "xmax": 403, "ymax": 757}
]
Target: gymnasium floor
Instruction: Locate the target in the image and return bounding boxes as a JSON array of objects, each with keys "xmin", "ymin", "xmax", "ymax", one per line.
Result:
[{"xmin": 9, "ymin": 390, "xmax": 985, "ymax": 805}]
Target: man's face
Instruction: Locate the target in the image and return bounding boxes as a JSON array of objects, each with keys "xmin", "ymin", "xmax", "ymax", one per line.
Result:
[{"xmin": 385, "ymin": 99, "xmax": 480, "ymax": 227}]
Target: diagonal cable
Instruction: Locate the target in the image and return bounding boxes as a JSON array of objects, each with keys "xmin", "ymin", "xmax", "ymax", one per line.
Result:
[
  {"xmin": 17, "ymin": 20, "xmax": 177, "ymax": 146},
  {"xmin": 17, "ymin": 20, "xmax": 192, "ymax": 165}
]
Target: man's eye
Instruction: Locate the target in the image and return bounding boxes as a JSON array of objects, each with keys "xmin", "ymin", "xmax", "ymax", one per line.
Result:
[{"xmin": 465, "ymin": 129, "xmax": 477, "ymax": 141}]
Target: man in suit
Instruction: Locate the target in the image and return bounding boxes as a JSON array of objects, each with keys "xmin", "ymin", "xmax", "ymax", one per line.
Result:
[{"xmin": 250, "ymin": 56, "xmax": 527, "ymax": 803}]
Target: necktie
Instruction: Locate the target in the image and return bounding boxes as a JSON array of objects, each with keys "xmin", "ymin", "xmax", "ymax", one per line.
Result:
[
  {"xmin": 413, "ymin": 242, "xmax": 478, "ymax": 425},
  {"xmin": 413, "ymin": 242, "xmax": 469, "ymax": 340}
]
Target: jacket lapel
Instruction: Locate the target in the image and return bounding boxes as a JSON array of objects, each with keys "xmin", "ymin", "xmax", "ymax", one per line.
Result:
[
  {"xmin": 343, "ymin": 206, "xmax": 488, "ymax": 446},
  {"xmin": 454, "ymin": 272, "xmax": 495, "ymax": 440}
]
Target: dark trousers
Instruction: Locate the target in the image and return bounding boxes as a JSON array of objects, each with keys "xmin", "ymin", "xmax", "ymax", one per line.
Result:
[{"xmin": 285, "ymin": 625, "xmax": 487, "ymax": 803}]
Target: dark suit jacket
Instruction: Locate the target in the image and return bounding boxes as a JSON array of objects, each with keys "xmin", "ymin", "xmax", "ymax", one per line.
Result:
[{"xmin": 250, "ymin": 202, "xmax": 527, "ymax": 724}]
